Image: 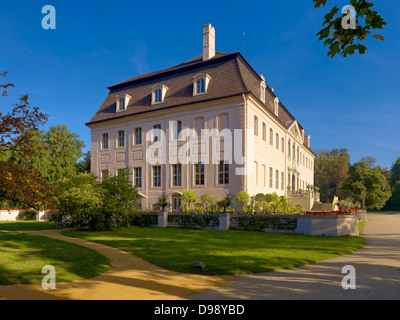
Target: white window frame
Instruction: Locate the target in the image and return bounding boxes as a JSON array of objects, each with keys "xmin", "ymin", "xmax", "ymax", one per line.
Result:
[
  {"xmin": 102, "ymin": 133, "xmax": 109, "ymax": 150},
  {"xmin": 151, "ymin": 84, "xmax": 168, "ymax": 105},
  {"xmin": 116, "ymin": 93, "xmax": 131, "ymax": 112},
  {"xmin": 193, "ymin": 73, "xmax": 212, "ymax": 96}
]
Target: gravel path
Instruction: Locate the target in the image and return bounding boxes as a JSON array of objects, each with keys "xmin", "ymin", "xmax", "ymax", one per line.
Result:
[{"xmin": 186, "ymin": 214, "xmax": 400, "ymax": 300}]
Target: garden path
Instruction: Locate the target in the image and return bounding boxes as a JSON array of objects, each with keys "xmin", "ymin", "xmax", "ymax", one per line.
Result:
[
  {"xmin": 0, "ymin": 229, "xmax": 234, "ymax": 300},
  {"xmin": 187, "ymin": 214, "xmax": 400, "ymax": 300}
]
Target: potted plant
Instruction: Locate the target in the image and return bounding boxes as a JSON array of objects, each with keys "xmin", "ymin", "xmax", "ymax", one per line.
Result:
[{"xmin": 156, "ymin": 195, "xmax": 170, "ymax": 213}]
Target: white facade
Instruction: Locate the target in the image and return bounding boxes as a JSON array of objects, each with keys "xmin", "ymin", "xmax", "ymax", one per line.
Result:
[{"xmin": 87, "ymin": 24, "xmax": 315, "ymax": 211}]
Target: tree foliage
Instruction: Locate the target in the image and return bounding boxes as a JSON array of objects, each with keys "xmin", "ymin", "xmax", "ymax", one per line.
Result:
[
  {"xmin": 29, "ymin": 125, "xmax": 85, "ymax": 183},
  {"xmin": 313, "ymin": 0, "xmax": 386, "ymax": 58},
  {"xmin": 314, "ymin": 148, "xmax": 350, "ymax": 203},
  {"xmin": 58, "ymin": 169, "xmax": 139, "ymax": 230},
  {"xmin": 0, "ymin": 71, "xmax": 53, "ymax": 209},
  {"xmin": 341, "ymin": 160, "xmax": 391, "ymax": 210}
]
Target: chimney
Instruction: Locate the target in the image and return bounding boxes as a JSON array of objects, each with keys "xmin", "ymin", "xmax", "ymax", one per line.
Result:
[{"xmin": 203, "ymin": 24, "xmax": 215, "ymax": 61}]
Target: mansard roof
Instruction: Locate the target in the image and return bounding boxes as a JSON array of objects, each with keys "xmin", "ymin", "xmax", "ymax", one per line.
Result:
[{"xmin": 86, "ymin": 51, "xmax": 312, "ymax": 151}]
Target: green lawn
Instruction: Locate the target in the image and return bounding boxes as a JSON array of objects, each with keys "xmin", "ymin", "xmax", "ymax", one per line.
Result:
[
  {"xmin": 0, "ymin": 221, "xmax": 57, "ymax": 231},
  {"xmin": 64, "ymin": 226, "xmax": 366, "ymax": 275},
  {"xmin": 0, "ymin": 227, "xmax": 111, "ymax": 285},
  {"xmin": 367, "ymin": 211, "xmax": 400, "ymax": 215}
]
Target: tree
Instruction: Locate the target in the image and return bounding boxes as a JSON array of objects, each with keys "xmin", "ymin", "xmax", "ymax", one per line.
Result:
[
  {"xmin": 341, "ymin": 160, "xmax": 391, "ymax": 210},
  {"xmin": 181, "ymin": 190, "xmax": 196, "ymax": 211},
  {"xmin": 76, "ymin": 151, "xmax": 91, "ymax": 173},
  {"xmin": 235, "ymin": 191, "xmax": 250, "ymax": 212},
  {"xmin": 313, "ymin": 0, "xmax": 386, "ymax": 58},
  {"xmin": 383, "ymin": 157, "xmax": 400, "ymax": 210},
  {"xmin": 58, "ymin": 169, "xmax": 139, "ymax": 231},
  {"xmin": 30, "ymin": 125, "xmax": 85, "ymax": 183},
  {"xmin": 200, "ymin": 193, "xmax": 214, "ymax": 213},
  {"xmin": 314, "ymin": 148, "xmax": 350, "ymax": 202},
  {"xmin": 0, "ymin": 71, "xmax": 52, "ymax": 209}
]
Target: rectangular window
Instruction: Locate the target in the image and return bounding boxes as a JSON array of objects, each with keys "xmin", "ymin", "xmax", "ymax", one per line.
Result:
[
  {"xmin": 196, "ymin": 78, "xmax": 205, "ymax": 94},
  {"xmin": 172, "ymin": 164, "xmax": 182, "ymax": 186},
  {"xmin": 281, "ymin": 172, "xmax": 284, "ymax": 190},
  {"xmin": 262, "ymin": 123, "xmax": 266, "ymax": 141},
  {"xmin": 255, "ymin": 161, "xmax": 258, "ymax": 185},
  {"xmin": 172, "ymin": 196, "xmax": 181, "ymax": 212},
  {"xmin": 171, "ymin": 120, "xmax": 182, "ymax": 140},
  {"xmin": 194, "ymin": 163, "xmax": 205, "ymax": 185},
  {"xmin": 269, "ymin": 129, "xmax": 273, "ymax": 145},
  {"xmin": 119, "ymin": 98, "xmax": 125, "ymax": 111},
  {"xmin": 118, "ymin": 131, "xmax": 125, "ymax": 147},
  {"xmin": 218, "ymin": 161, "xmax": 229, "ymax": 184},
  {"xmin": 134, "ymin": 167, "xmax": 142, "ymax": 188},
  {"xmin": 153, "ymin": 166, "xmax": 161, "ymax": 187},
  {"xmin": 281, "ymin": 138, "xmax": 284, "ymax": 153},
  {"xmin": 263, "ymin": 165, "xmax": 266, "ymax": 187},
  {"xmin": 155, "ymin": 89, "xmax": 162, "ymax": 103},
  {"xmin": 269, "ymin": 167, "xmax": 273, "ymax": 188},
  {"xmin": 134, "ymin": 128, "xmax": 142, "ymax": 145},
  {"xmin": 101, "ymin": 169, "xmax": 109, "ymax": 180},
  {"xmin": 275, "ymin": 170, "xmax": 279, "ymax": 189},
  {"xmin": 254, "ymin": 116, "xmax": 258, "ymax": 136},
  {"xmin": 276, "ymin": 133, "xmax": 279, "ymax": 149},
  {"xmin": 102, "ymin": 133, "xmax": 108, "ymax": 149},
  {"xmin": 153, "ymin": 124, "xmax": 161, "ymax": 142}
]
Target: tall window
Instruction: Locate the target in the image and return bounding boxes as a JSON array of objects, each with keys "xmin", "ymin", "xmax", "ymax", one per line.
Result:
[
  {"xmin": 153, "ymin": 124, "xmax": 161, "ymax": 142},
  {"xmin": 281, "ymin": 137, "xmax": 284, "ymax": 153},
  {"xmin": 154, "ymin": 89, "xmax": 162, "ymax": 103},
  {"xmin": 134, "ymin": 127, "xmax": 142, "ymax": 145},
  {"xmin": 255, "ymin": 161, "xmax": 258, "ymax": 185},
  {"xmin": 102, "ymin": 133, "xmax": 108, "ymax": 149},
  {"xmin": 263, "ymin": 165, "xmax": 266, "ymax": 187},
  {"xmin": 119, "ymin": 98, "xmax": 125, "ymax": 111},
  {"xmin": 254, "ymin": 116, "xmax": 258, "ymax": 136},
  {"xmin": 262, "ymin": 123, "xmax": 266, "ymax": 141},
  {"xmin": 218, "ymin": 161, "xmax": 229, "ymax": 184},
  {"xmin": 172, "ymin": 196, "xmax": 181, "ymax": 212},
  {"xmin": 293, "ymin": 144, "xmax": 296, "ymax": 160},
  {"xmin": 118, "ymin": 130, "xmax": 125, "ymax": 147},
  {"xmin": 269, "ymin": 167, "xmax": 273, "ymax": 188},
  {"xmin": 196, "ymin": 78, "xmax": 205, "ymax": 94},
  {"xmin": 288, "ymin": 140, "xmax": 291, "ymax": 157},
  {"xmin": 269, "ymin": 128, "xmax": 273, "ymax": 145},
  {"xmin": 134, "ymin": 167, "xmax": 142, "ymax": 188},
  {"xmin": 194, "ymin": 163, "xmax": 205, "ymax": 185},
  {"xmin": 171, "ymin": 120, "xmax": 182, "ymax": 140},
  {"xmin": 194, "ymin": 117, "xmax": 204, "ymax": 137},
  {"xmin": 276, "ymin": 133, "xmax": 279, "ymax": 149},
  {"xmin": 275, "ymin": 170, "xmax": 279, "ymax": 189},
  {"xmin": 101, "ymin": 169, "xmax": 109, "ymax": 180},
  {"xmin": 172, "ymin": 164, "xmax": 182, "ymax": 186},
  {"xmin": 153, "ymin": 166, "xmax": 161, "ymax": 187},
  {"xmin": 281, "ymin": 172, "xmax": 284, "ymax": 190}
]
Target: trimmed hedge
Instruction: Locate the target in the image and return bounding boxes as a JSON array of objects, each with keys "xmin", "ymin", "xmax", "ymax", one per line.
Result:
[{"xmin": 230, "ymin": 215, "xmax": 297, "ymax": 231}]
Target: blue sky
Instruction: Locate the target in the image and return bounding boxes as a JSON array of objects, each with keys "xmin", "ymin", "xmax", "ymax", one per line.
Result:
[{"xmin": 1, "ymin": 0, "xmax": 399, "ymax": 169}]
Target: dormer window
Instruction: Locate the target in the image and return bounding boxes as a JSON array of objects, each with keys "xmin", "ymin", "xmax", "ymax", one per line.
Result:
[
  {"xmin": 193, "ymin": 73, "xmax": 211, "ymax": 96},
  {"xmin": 151, "ymin": 84, "xmax": 168, "ymax": 105},
  {"xmin": 196, "ymin": 78, "xmax": 205, "ymax": 94},
  {"xmin": 274, "ymin": 98, "xmax": 279, "ymax": 116},
  {"xmin": 116, "ymin": 94, "xmax": 131, "ymax": 112},
  {"xmin": 259, "ymin": 75, "xmax": 266, "ymax": 103}
]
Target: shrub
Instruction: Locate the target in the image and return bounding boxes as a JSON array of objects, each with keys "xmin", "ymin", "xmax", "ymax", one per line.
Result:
[
  {"xmin": 58, "ymin": 170, "xmax": 139, "ymax": 231},
  {"xmin": 235, "ymin": 191, "xmax": 250, "ymax": 212}
]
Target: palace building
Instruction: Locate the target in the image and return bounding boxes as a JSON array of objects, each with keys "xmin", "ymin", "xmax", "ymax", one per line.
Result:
[{"xmin": 86, "ymin": 24, "xmax": 316, "ymax": 211}]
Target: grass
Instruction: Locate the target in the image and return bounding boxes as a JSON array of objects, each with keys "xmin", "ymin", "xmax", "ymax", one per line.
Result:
[
  {"xmin": 0, "ymin": 222, "xmax": 111, "ymax": 285},
  {"xmin": 367, "ymin": 210, "xmax": 400, "ymax": 215},
  {"xmin": 64, "ymin": 226, "xmax": 366, "ymax": 275},
  {"xmin": 0, "ymin": 221, "xmax": 58, "ymax": 231}
]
